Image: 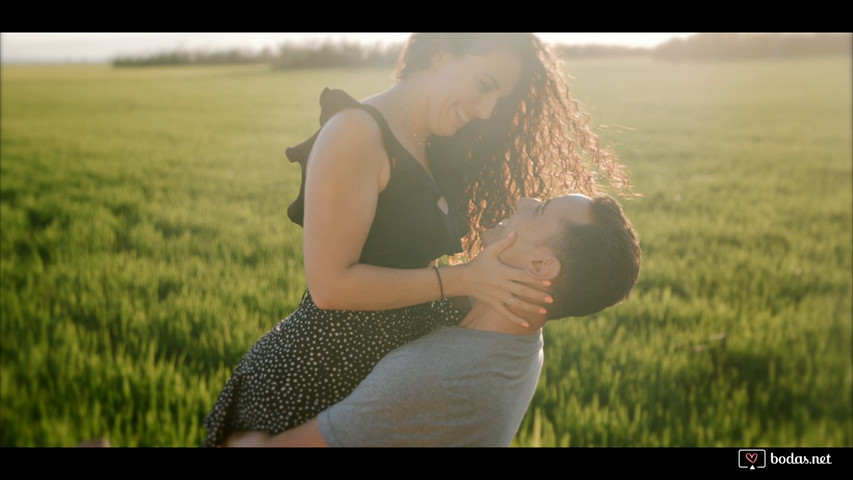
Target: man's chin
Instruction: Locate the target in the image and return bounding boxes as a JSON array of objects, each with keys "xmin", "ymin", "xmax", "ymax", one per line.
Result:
[{"xmin": 481, "ymin": 226, "xmax": 500, "ymax": 247}]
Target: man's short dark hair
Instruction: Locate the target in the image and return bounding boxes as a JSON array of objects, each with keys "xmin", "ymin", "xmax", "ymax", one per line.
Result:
[{"xmin": 547, "ymin": 194, "xmax": 640, "ymax": 319}]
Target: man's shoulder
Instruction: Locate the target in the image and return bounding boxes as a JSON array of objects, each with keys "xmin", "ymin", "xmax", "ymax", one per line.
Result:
[
  {"xmin": 359, "ymin": 326, "xmax": 542, "ymax": 392},
  {"xmin": 378, "ymin": 326, "xmax": 543, "ymax": 392}
]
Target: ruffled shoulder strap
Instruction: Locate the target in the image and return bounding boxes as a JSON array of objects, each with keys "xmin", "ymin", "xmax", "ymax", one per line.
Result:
[{"xmin": 285, "ymin": 88, "xmax": 391, "ymax": 227}]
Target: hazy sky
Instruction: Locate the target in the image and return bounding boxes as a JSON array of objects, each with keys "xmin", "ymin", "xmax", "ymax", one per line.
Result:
[{"xmin": 1, "ymin": 33, "xmax": 693, "ymax": 64}]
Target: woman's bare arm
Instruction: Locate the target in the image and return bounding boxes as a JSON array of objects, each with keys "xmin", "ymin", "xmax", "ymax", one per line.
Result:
[
  {"xmin": 302, "ymin": 109, "xmax": 550, "ymax": 324},
  {"xmin": 225, "ymin": 419, "xmax": 327, "ymax": 448}
]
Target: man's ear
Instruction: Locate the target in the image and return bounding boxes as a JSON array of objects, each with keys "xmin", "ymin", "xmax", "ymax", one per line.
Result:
[{"xmin": 525, "ymin": 253, "xmax": 561, "ymax": 281}]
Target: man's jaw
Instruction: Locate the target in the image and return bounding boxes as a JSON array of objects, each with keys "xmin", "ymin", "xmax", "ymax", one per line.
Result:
[{"xmin": 481, "ymin": 222, "xmax": 508, "ymax": 247}]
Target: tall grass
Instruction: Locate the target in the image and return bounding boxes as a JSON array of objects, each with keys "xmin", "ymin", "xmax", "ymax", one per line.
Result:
[{"xmin": 1, "ymin": 58, "xmax": 850, "ymax": 446}]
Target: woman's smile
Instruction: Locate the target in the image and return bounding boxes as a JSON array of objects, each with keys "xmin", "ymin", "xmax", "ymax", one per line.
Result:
[
  {"xmin": 456, "ymin": 104, "xmax": 472, "ymax": 126},
  {"xmin": 424, "ymin": 49, "xmax": 522, "ymax": 137}
]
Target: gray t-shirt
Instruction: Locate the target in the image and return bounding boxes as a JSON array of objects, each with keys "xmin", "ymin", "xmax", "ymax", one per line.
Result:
[{"xmin": 318, "ymin": 326, "xmax": 544, "ymax": 446}]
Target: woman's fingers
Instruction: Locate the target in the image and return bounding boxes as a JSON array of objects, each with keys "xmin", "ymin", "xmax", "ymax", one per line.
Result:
[
  {"xmin": 511, "ymin": 283, "xmax": 554, "ymax": 308},
  {"xmin": 468, "ymin": 230, "xmax": 556, "ymax": 322},
  {"xmin": 510, "ymin": 295, "xmax": 550, "ymax": 316},
  {"xmin": 495, "ymin": 302, "xmax": 531, "ymax": 328},
  {"xmin": 484, "ymin": 230, "xmax": 517, "ymax": 257},
  {"xmin": 510, "ymin": 270, "xmax": 552, "ymax": 289},
  {"xmin": 493, "ymin": 292, "xmax": 550, "ymax": 326}
]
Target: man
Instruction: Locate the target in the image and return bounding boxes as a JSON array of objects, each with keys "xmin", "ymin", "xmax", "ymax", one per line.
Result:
[{"xmin": 227, "ymin": 193, "xmax": 641, "ymax": 446}]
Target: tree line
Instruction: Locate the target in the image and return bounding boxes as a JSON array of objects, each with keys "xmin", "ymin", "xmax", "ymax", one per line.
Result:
[
  {"xmin": 653, "ymin": 33, "xmax": 850, "ymax": 60},
  {"xmin": 112, "ymin": 48, "xmax": 270, "ymax": 67},
  {"xmin": 111, "ymin": 34, "xmax": 852, "ymax": 68},
  {"xmin": 112, "ymin": 40, "xmax": 400, "ymax": 68}
]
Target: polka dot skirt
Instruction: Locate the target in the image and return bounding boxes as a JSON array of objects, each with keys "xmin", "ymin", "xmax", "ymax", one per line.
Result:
[{"xmin": 203, "ymin": 290, "xmax": 463, "ymax": 446}]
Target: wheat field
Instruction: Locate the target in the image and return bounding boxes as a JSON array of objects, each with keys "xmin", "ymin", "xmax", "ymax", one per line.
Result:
[{"xmin": 1, "ymin": 57, "xmax": 850, "ymax": 446}]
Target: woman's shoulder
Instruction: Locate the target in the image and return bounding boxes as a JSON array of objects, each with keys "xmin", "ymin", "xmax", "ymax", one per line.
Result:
[
  {"xmin": 317, "ymin": 87, "xmax": 363, "ymax": 123},
  {"xmin": 286, "ymin": 89, "xmax": 390, "ymax": 227},
  {"xmin": 314, "ymin": 108, "xmax": 386, "ymax": 162},
  {"xmin": 310, "ymin": 96, "xmax": 391, "ymax": 188},
  {"xmin": 323, "ymin": 107, "xmax": 383, "ymax": 140},
  {"xmin": 314, "ymin": 87, "xmax": 384, "ymax": 147}
]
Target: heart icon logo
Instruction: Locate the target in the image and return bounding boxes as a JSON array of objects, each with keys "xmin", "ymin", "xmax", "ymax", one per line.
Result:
[{"xmin": 746, "ymin": 453, "xmax": 758, "ymax": 464}]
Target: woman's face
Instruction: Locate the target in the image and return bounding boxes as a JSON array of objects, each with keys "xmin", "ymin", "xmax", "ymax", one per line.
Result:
[{"xmin": 425, "ymin": 49, "xmax": 523, "ymax": 137}]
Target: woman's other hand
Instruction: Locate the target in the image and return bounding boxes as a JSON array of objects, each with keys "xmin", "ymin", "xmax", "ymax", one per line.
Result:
[{"xmin": 224, "ymin": 430, "xmax": 273, "ymax": 447}]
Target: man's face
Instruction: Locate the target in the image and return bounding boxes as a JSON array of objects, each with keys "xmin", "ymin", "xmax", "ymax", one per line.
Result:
[{"xmin": 481, "ymin": 194, "xmax": 594, "ymax": 267}]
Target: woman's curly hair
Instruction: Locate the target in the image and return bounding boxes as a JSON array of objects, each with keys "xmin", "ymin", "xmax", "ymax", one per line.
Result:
[{"xmin": 396, "ymin": 33, "xmax": 632, "ymax": 255}]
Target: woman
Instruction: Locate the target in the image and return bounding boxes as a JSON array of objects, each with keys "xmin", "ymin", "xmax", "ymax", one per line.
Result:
[{"xmin": 204, "ymin": 33, "xmax": 630, "ymax": 446}]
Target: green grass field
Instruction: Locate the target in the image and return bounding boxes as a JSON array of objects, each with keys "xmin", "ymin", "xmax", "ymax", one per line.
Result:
[{"xmin": 1, "ymin": 57, "xmax": 850, "ymax": 446}]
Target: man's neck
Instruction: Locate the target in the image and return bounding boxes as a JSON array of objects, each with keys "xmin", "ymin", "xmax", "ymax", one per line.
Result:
[{"xmin": 456, "ymin": 301, "xmax": 545, "ymax": 336}]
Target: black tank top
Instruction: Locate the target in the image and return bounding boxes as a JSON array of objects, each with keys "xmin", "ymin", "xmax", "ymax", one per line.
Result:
[{"xmin": 286, "ymin": 88, "xmax": 467, "ymax": 269}]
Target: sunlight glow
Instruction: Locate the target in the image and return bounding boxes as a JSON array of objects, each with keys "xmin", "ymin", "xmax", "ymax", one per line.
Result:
[{"xmin": 1, "ymin": 32, "xmax": 694, "ymax": 64}]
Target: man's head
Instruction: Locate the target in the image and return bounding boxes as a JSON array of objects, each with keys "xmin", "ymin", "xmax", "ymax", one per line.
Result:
[{"xmin": 481, "ymin": 194, "xmax": 641, "ymax": 320}]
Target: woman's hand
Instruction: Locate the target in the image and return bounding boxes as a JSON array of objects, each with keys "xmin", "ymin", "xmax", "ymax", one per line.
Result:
[
  {"xmin": 224, "ymin": 430, "xmax": 273, "ymax": 447},
  {"xmin": 457, "ymin": 231, "xmax": 553, "ymax": 327},
  {"xmin": 224, "ymin": 420, "xmax": 327, "ymax": 447}
]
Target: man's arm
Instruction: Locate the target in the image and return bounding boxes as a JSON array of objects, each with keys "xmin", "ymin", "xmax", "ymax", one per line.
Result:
[{"xmin": 225, "ymin": 418, "xmax": 327, "ymax": 447}]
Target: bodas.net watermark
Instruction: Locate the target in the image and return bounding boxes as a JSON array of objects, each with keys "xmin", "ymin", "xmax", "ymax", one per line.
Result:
[{"xmin": 739, "ymin": 449, "xmax": 833, "ymax": 469}]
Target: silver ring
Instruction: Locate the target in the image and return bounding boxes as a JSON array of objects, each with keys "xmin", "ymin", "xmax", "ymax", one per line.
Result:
[{"xmin": 506, "ymin": 294, "xmax": 516, "ymax": 307}]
